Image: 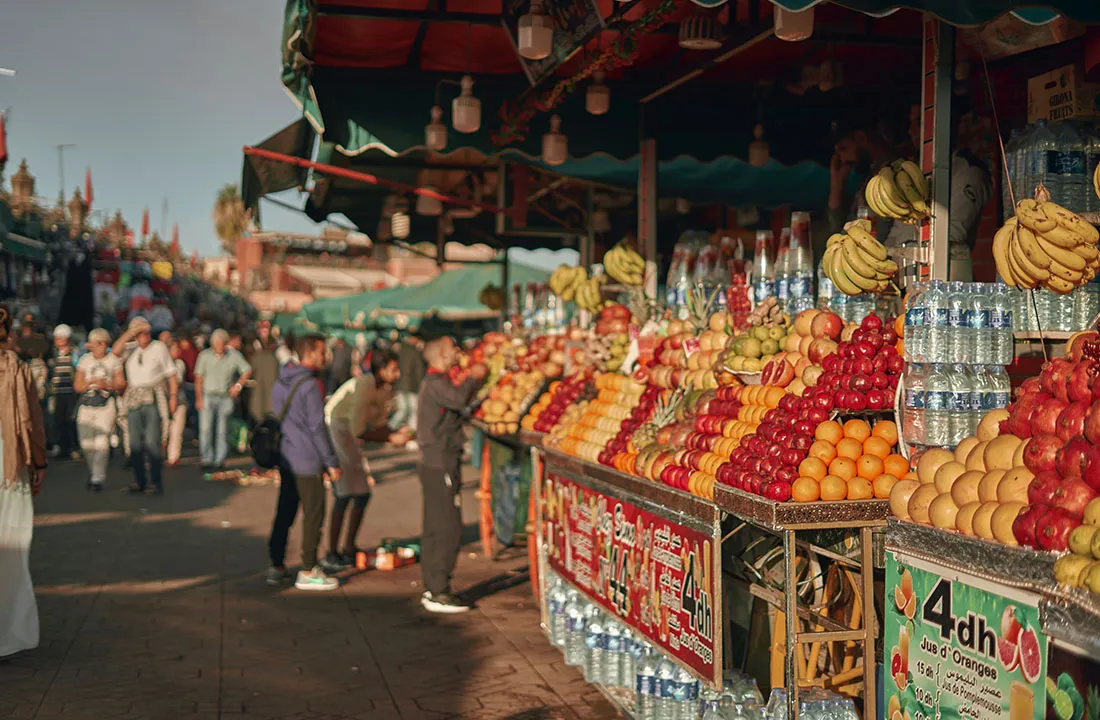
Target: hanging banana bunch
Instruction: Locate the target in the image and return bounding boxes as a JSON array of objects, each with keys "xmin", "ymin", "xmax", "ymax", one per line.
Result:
[
  {"xmin": 864, "ymin": 159, "xmax": 931, "ymax": 224},
  {"xmin": 821, "ymin": 219, "xmax": 898, "ymax": 296}
]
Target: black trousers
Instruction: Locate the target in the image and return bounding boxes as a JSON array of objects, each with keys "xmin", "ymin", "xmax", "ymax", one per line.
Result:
[
  {"xmin": 419, "ymin": 459, "xmax": 463, "ymax": 595},
  {"xmin": 52, "ymin": 393, "xmax": 78, "ymax": 454},
  {"xmin": 268, "ymin": 463, "xmax": 326, "ymax": 569},
  {"xmin": 268, "ymin": 464, "xmax": 300, "ymax": 568}
]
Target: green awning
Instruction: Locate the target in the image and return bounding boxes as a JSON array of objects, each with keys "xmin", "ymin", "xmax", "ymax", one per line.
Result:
[
  {"xmin": 241, "ymin": 118, "xmax": 315, "ymax": 223},
  {"xmin": 3, "ymin": 233, "xmax": 47, "ymax": 263},
  {"xmin": 762, "ymin": 0, "xmax": 1100, "ymax": 25}
]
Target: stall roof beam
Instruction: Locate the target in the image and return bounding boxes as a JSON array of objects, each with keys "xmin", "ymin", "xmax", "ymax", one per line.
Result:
[{"xmin": 316, "ymin": 4, "xmax": 683, "ymax": 34}]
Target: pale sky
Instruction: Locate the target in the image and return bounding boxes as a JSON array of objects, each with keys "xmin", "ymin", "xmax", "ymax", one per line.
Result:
[{"xmin": 0, "ymin": 0, "xmax": 321, "ymax": 257}]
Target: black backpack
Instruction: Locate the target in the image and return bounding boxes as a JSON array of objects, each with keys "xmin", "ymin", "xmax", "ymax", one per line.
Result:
[{"xmin": 250, "ymin": 376, "xmax": 311, "ymax": 469}]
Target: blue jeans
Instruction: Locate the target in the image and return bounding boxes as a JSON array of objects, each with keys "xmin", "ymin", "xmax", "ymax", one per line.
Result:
[
  {"xmin": 199, "ymin": 394, "xmax": 235, "ymax": 466},
  {"xmin": 128, "ymin": 403, "xmax": 163, "ymax": 490}
]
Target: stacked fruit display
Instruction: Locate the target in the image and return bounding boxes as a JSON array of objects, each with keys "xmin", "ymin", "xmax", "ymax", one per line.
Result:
[
  {"xmin": 889, "ymin": 410, "xmax": 1028, "ymax": 544},
  {"xmin": 521, "ymin": 372, "xmax": 593, "ymax": 434},
  {"xmin": 476, "ymin": 369, "xmax": 551, "ymax": 434},
  {"xmin": 600, "ymin": 385, "xmax": 661, "ymax": 468},
  {"xmin": 583, "ymin": 304, "xmax": 632, "ymax": 372},
  {"xmin": 993, "ymin": 188, "xmax": 1100, "ymax": 294},
  {"xmin": 791, "ymin": 419, "xmax": 906, "ymax": 502},
  {"xmin": 822, "ymin": 219, "xmax": 899, "ymax": 295},
  {"xmin": 1053, "ymin": 498, "xmax": 1100, "ymax": 592},
  {"xmin": 815, "ymin": 313, "xmax": 903, "ymax": 411},
  {"xmin": 725, "ymin": 268, "xmax": 752, "ymax": 332},
  {"xmin": 543, "ymin": 399, "xmax": 589, "ymax": 451},
  {"xmin": 864, "ymin": 160, "xmax": 931, "ymax": 224},
  {"xmin": 557, "ymin": 375, "xmax": 647, "ymax": 463}
]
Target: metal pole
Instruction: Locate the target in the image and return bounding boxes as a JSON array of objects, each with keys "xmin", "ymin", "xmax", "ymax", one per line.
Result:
[
  {"xmin": 56, "ymin": 143, "xmax": 76, "ymax": 204},
  {"xmin": 582, "ymin": 185, "xmax": 595, "ymax": 267},
  {"xmin": 920, "ymin": 17, "xmax": 954, "ymax": 281},
  {"xmin": 638, "ymin": 135, "xmax": 658, "ymax": 300},
  {"xmin": 860, "ymin": 526, "xmax": 877, "ymax": 720},
  {"xmin": 501, "ymin": 252, "xmax": 510, "ymax": 330},
  {"xmin": 784, "ymin": 529, "xmax": 799, "ymax": 720}
]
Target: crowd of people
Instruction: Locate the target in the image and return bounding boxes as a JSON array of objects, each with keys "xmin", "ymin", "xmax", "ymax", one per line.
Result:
[{"xmin": 2, "ymin": 309, "xmax": 487, "ymax": 659}]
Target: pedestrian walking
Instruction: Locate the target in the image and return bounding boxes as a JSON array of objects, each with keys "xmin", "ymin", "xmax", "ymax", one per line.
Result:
[
  {"xmin": 113, "ymin": 318, "xmax": 179, "ymax": 494},
  {"xmin": 165, "ymin": 339, "xmax": 189, "ymax": 465},
  {"xmin": 0, "ymin": 306, "xmax": 49, "ymax": 658},
  {"xmin": 194, "ymin": 329, "xmax": 252, "ymax": 472},
  {"xmin": 74, "ymin": 329, "xmax": 126, "ymax": 490},
  {"xmin": 266, "ymin": 334, "xmax": 342, "ymax": 591},
  {"xmin": 416, "ymin": 337, "xmax": 485, "ymax": 613},
  {"xmin": 48, "ymin": 324, "xmax": 79, "ymax": 459},
  {"xmin": 320, "ymin": 348, "xmax": 408, "ymax": 572}
]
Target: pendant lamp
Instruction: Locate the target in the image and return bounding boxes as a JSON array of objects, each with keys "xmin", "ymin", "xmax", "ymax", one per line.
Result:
[
  {"xmin": 416, "ymin": 187, "xmax": 443, "ymax": 217},
  {"xmin": 390, "ymin": 198, "xmax": 410, "ymax": 239},
  {"xmin": 425, "ymin": 105, "xmax": 447, "ymax": 150},
  {"xmin": 542, "ymin": 115, "xmax": 567, "ymax": 166},
  {"xmin": 518, "ymin": 1, "xmax": 554, "ymax": 60},
  {"xmin": 452, "ymin": 75, "xmax": 481, "ymax": 134},
  {"xmin": 749, "ymin": 124, "xmax": 769, "ymax": 167},
  {"xmin": 774, "ymin": 5, "xmax": 814, "ymax": 42},
  {"xmin": 586, "ymin": 71, "xmax": 610, "ymax": 115}
]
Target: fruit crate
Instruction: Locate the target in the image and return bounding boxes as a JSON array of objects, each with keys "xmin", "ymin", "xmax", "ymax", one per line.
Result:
[{"xmin": 714, "ymin": 484, "xmax": 891, "ymax": 533}]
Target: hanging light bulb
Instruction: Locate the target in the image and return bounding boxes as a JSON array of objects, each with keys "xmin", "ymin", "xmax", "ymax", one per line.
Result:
[
  {"xmin": 518, "ymin": 0, "xmax": 554, "ymax": 60},
  {"xmin": 425, "ymin": 105, "xmax": 447, "ymax": 150},
  {"xmin": 542, "ymin": 115, "xmax": 568, "ymax": 166},
  {"xmin": 749, "ymin": 124, "xmax": 770, "ymax": 167},
  {"xmin": 416, "ymin": 187, "xmax": 443, "ymax": 216},
  {"xmin": 774, "ymin": 6, "xmax": 814, "ymax": 42},
  {"xmin": 452, "ymin": 75, "xmax": 481, "ymax": 134},
  {"xmin": 390, "ymin": 198, "xmax": 410, "ymax": 239},
  {"xmin": 586, "ymin": 70, "xmax": 610, "ymax": 115}
]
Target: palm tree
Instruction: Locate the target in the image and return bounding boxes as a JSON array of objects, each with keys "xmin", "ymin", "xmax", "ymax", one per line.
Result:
[{"xmin": 212, "ymin": 184, "xmax": 249, "ymax": 254}]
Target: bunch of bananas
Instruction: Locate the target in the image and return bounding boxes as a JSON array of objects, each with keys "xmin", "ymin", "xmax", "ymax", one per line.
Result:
[
  {"xmin": 822, "ymin": 219, "xmax": 899, "ymax": 296},
  {"xmin": 865, "ymin": 160, "xmax": 930, "ymax": 224},
  {"xmin": 1094, "ymin": 161, "xmax": 1100, "ymax": 205},
  {"xmin": 575, "ymin": 276, "xmax": 607, "ymax": 313},
  {"xmin": 604, "ymin": 243, "xmax": 645, "ymax": 286},
  {"xmin": 549, "ymin": 265, "xmax": 588, "ymax": 301},
  {"xmin": 993, "ymin": 195, "xmax": 1100, "ymax": 294}
]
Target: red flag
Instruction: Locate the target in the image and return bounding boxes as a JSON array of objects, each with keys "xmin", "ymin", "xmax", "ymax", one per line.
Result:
[
  {"xmin": 84, "ymin": 168, "xmax": 93, "ymax": 207},
  {"xmin": 0, "ymin": 113, "xmax": 7, "ymax": 168},
  {"xmin": 141, "ymin": 208, "xmax": 150, "ymax": 238},
  {"xmin": 170, "ymin": 223, "xmax": 180, "ymax": 256}
]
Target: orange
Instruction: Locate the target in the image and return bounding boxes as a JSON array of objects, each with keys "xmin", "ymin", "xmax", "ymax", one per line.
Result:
[
  {"xmin": 847, "ymin": 476, "xmax": 874, "ymax": 500},
  {"xmin": 872, "ymin": 420, "xmax": 899, "ymax": 446},
  {"xmin": 815, "ymin": 420, "xmax": 844, "ymax": 445},
  {"xmin": 895, "ymin": 314, "xmax": 904, "ymax": 337},
  {"xmin": 836, "ymin": 437, "xmax": 863, "ymax": 461},
  {"xmin": 792, "ymin": 477, "xmax": 821, "ymax": 502},
  {"xmin": 884, "ymin": 453, "xmax": 910, "ymax": 479},
  {"xmin": 873, "ymin": 473, "xmax": 899, "ymax": 499},
  {"xmin": 857, "ymin": 454, "xmax": 885, "ymax": 480},
  {"xmin": 798, "ymin": 457, "xmax": 828, "ymax": 482},
  {"xmin": 843, "ymin": 419, "xmax": 871, "ymax": 443},
  {"xmin": 809, "ymin": 440, "xmax": 838, "ymax": 464},
  {"xmin": 829, "ymin": 457, "xmax": 857, "ymax": 481},
  {"xmin": 764, "ymin": 386, "xmax": 784, "ymax": 409},
  {"xmin": 862, "ymin": 436, "xmax": 892, "ymax": 460},
  {"xmin": 820, "ymin": 475, "xmax": 848, "ymax": 501}
]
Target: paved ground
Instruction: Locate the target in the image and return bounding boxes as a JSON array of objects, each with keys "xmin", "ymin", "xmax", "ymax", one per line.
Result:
[{"xmin": 2, "ymin": 446, "xmax": 620, "ymax": 720}]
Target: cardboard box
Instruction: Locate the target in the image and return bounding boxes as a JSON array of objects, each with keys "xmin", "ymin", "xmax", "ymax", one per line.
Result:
[{"xmin": 1027, "ymin": 64, "xmax": 1100, "ymax": 123}]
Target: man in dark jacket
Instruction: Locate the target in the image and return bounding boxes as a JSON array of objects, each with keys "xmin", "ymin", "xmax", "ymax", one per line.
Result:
[
  {"xmin": 416, "ymin": 337, "xmax": 485, "ymax": 613},
  {"xmin": 266, "ymin": 333, "xmax": 342, "ymax": 591}
]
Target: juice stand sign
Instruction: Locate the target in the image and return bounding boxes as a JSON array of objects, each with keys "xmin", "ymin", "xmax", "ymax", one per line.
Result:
[{"xmin": 885, "ymin": 553, "xmax": 1047, "ymax": 720}]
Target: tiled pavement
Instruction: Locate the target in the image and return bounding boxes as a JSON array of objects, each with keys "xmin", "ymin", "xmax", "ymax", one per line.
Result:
[{"xmin": 3, "ymin": 448, "xmax": 619, "ymax": 720}]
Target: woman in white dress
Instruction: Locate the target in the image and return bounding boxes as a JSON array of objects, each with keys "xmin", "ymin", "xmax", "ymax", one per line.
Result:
[
  {"xmin": 0, "ymin": 305, "xmax": 49, "ymax": 657},
  {"xmin": 74, "ymin": 329, "xmax": 126, "ymax": 490}
]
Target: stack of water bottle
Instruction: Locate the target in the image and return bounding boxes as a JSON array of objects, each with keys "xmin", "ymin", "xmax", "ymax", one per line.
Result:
[
  {"xmin": 548, "ymin": 571, "xmax": 770, "ymax": 719},
  {"xmin": 761, "ymin": 688, "xmax": 860, "ymax": 720},
  {"xmin": 1007, "ymin": 284, "xmax": 1100, "ymax": 333},
  {"xmin": 1001, "ymin": 119, "xmax": 1100, "ymax": 218},
  {"xmin": 751, "ymin": 213, "xmax": 816, "ymax": 316},
  {"xmin": 902, "ymin": 281, "xmax": 1013, "ymax": 448}
]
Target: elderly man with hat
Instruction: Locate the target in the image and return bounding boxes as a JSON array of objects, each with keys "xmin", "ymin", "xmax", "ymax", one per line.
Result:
[
  {"xmin": 112, "ymin": 317, "xmax": 179, "ymax": 494},
  {"xmin": 48, "ymin": 324, "xmax": 79, "ymax": 459}
]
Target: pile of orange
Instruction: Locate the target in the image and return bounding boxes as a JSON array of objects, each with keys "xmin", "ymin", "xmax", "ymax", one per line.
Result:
[{"xmin": 792, "ymin": 419, "xmax": 908, "ymax": 502}]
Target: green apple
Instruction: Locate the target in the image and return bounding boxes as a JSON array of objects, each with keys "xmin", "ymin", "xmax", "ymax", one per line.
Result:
[
  {"xmin": 768, "ymin": 325, "xmax": 785, "ymax": 341},
  {"xmin": 741, "ymin": 338, "xmax": 762, "ymax": 359},
  {"xmin": 743, "ymin": 357, "xmax": 762, "ymax": 373},
  {"xmin": 730, "ymin": 356, "xmax": 746, "ymax": 371},
  {"xmin": 752, "ymin": 325, "xmax": 770, "ymax": 342}
]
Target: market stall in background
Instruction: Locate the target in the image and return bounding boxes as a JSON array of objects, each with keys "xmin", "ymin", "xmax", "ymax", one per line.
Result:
[{"xmin": 244, "ymin": 1, "xmax": 1100, "ymax": 719}]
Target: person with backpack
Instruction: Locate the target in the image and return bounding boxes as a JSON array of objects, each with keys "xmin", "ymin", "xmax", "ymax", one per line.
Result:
[{"xmin": 264, "ymin": 334, "xmax": 342, "ymax": 590}]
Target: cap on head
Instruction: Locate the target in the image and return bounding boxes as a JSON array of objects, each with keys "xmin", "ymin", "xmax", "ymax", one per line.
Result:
[
  {"xmin": 53, "ymin": 324, "xmax": 73, "ymax": 340},
  {"xmin": 129, "ymin": 317, "xmax": 152, "ymax": 334}
]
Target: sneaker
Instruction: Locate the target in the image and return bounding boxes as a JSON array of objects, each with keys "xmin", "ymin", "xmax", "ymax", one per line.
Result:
[
  {"xmin": 265, "ymin": 566, "xmax": 292, "ymax": 586},
  {"xmin": 294, "ymin": 567, "xmax": 339, "ymax": 591},
  {"xmin": 319, "ymin": 552, "xmax": 350, "ymax": 574},
  {"xmin": 421, "ymin": 591, "xmax": 470, "ymax": 614}
]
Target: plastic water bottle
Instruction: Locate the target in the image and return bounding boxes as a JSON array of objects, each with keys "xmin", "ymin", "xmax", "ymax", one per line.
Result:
[
  {"xmin": 672, "ymin": 668, "xmax": 699, "ymax": 720},
  {"xmin": 620, "ymin": 629, "xmax": 638, "ymax": 691},
  {"xmin": 789, "ymin": 212, "xmax": 814, "ymax": 314},
  {"xmin": 701, "ymin": 693, "xmax": 725, "ymax": 720},
  {"xmin": 766, "ymin": 689, "xmax": 789, "ymax": 720},
  {"xmin": 563, "ymin": 596, "xmax": 588, "ymax": 666},
  {"xmin": 923, "ymin": 281, "xmax": 949, "ymax": 363},
  {"xmin": 1053, "ymin": 121, "xmax": 1088, "ymax": 211},
  {"xmin": 751, "ymin": 230, "xmax": 775, "ymax": 305},
  {"xmin": 903, "ymin": 282, "xmax": 926, "ymax": 363},
  {"xmin": 990, "ymin": 365, "xmax": 1012, "ymax": 411},
  {"xmin": 902, "ymin": 363, "xmax": 926, "ymax": 447},
  {"xmin": 1015, "ymin": 124, "xmax": 1034, "ymax": 205},
  {"xmin": 817, "ymin": 264, "xmax": 835, "ymax": 310},
  {"xmin": 948, "ymin": 364, "xmax": 970, "ymax": 446},
  {"xmin": 924, "ymin": 364, "xmax": 951, "ymax": 447},
  {"xmin": 962, "ymin": 365, "xmax": 983, "ymax": 439},
  {"xmin": 1074, "ymin": 281, "xmax": 1100, "ymax": 329},
  {"xmin": 968, "ymin": 283, "xmax": 993, "ymax": 365},
  {"xmin": 548, "ymin": 581, "xmax": 569, "ymax": 647},
  {"xmin": 775, "ymin": 227, "xmax": 791, "ymax": 312},
  {"xmin": 636, "ymin": 647, "xmax": 659, "ymax": 720},
  {"xmin": 946, "ymin": 281, "xmax": 971, "ymax": 364},
  {"xmin": 583, "ymin": 609, "xmax": 606, "ymax": 683},
  {"xmin": 1003, "ymin": 129, "xmax": 1021, "ymax": 222},
  {"xmin": 603, "ymin": 621, "xmax": 623, "ymax": 687},
  {"xmin": 989, "ymin": 282, "xmax": 1014, "ymax": 364},
  {"xmin": 1031, "ymin": 119, "xmax": 1056, "ymax": 199},
  {"xmin": 1085, "ymin": 126, "xmax": 1100, "ymax": 214},
  {"xmin": 655, "ymin": 659, "xmax": 678, "ymax": 720}
]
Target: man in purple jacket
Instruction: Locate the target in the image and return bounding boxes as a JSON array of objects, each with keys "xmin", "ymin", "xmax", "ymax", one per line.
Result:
[{"xmin": 265, "ymin": 334, "xmax": 343, "ymax": 591}]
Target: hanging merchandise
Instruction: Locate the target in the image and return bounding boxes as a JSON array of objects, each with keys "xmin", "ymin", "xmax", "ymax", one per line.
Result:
[
  {"xmin": 541, "ymin": 115, "xmax": 567, "ymax": 166},
  {"xmin": 822, "ymin": 219, "xmax": 899, "ymax": 296},
  {"xmin": 424, "ymin": 105, "xmax": 447, "ymax": 150},
  {"xmin": 452, "ymin": 75, "xmax": 481, "ymax": 134}
]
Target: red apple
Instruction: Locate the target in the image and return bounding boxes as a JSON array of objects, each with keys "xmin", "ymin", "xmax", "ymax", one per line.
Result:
[
  {"xmin": 764, "ymin": 480, "xmax": 792, "ymax": 502},
  {"xmin": 810, "ymin": 311, "xmax": 843, "ymax": 341},
  {"xmin": 1024, "ymin": 433, "xmax": 1062, "ymax": 474},
  {"xmin": 867, "ymin": 389, "xmax": 889, "ymax": 409},
  {"xmin": 781, "ymin": 448, "xmax": 804, "ymax": 468},
  {"xmin": 775, "ymin": 466, "xmax": 798, "ymax": 484},
  {"xmin": 791, "ymin": 433, "xmax": 813, "ymax": 451},
  {"xmin": 861, "ymin": 314, "xmax": 883, "ymax": 331}
]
